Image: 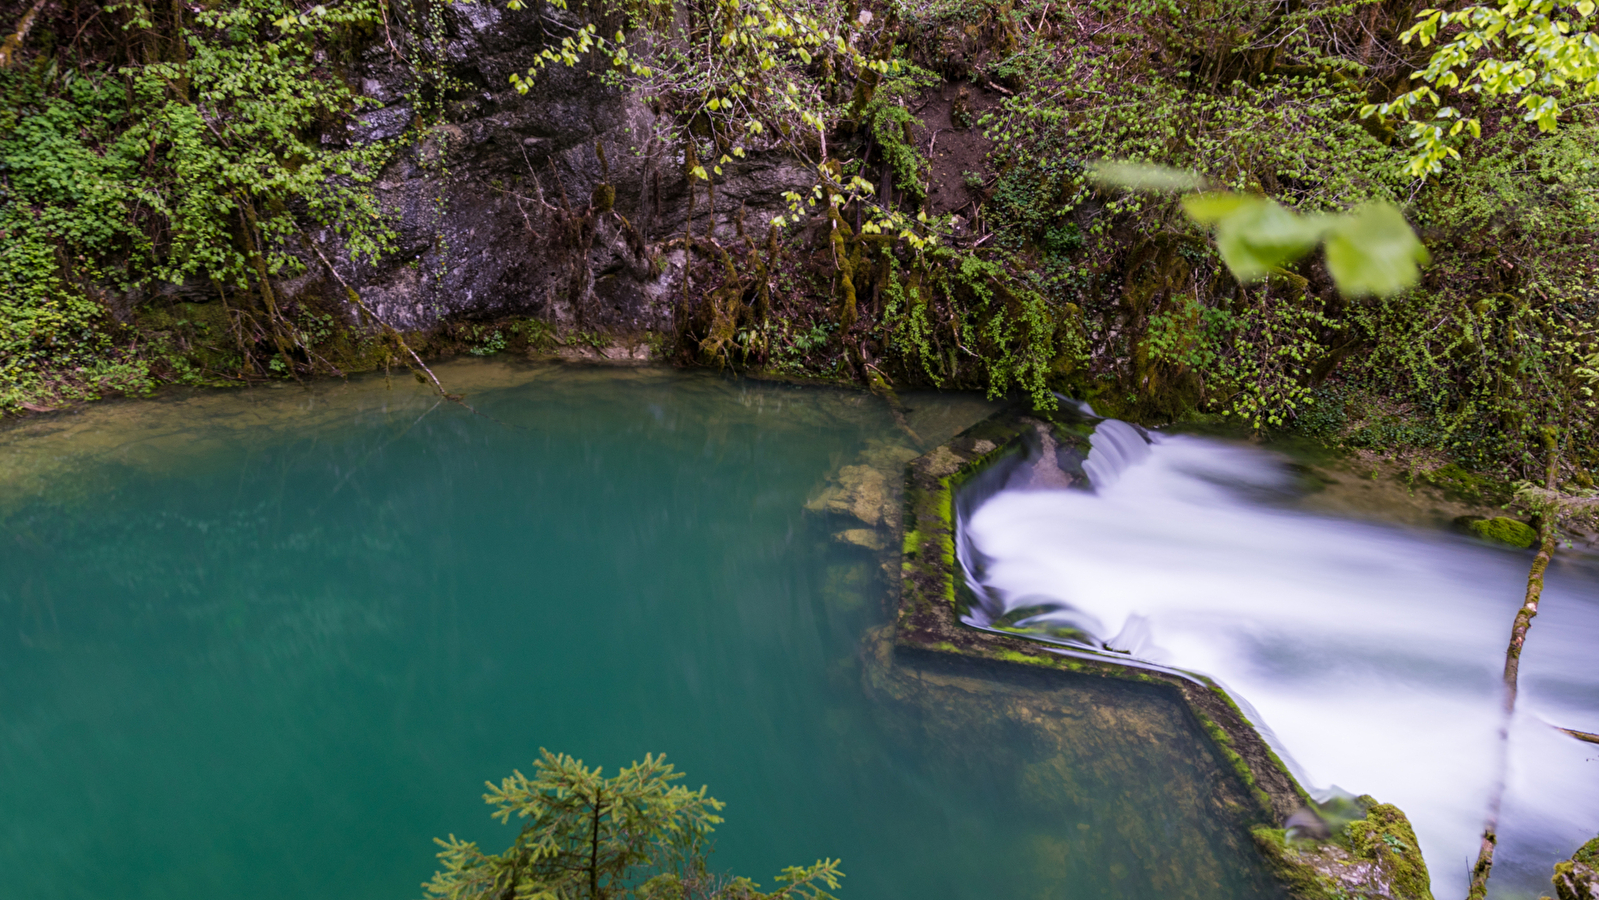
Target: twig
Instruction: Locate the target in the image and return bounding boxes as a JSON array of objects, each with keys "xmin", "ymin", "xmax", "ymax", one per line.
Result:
[
  {"xmin": 377, "ymin": 0, "xmax": 404, "ymax": 62},
  {"xmin": 306, "ymin": 237, "xmax": 477, "ymax": 414},
  {"xmin": 1560, "ymin": 727, "xmax": 1599, "ymax": 745}
]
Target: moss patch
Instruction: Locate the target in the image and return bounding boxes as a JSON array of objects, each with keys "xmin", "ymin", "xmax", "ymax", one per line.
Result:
[
  {"xmin": 1253, "ymin": 804, "xmax": 1432, "ymax": 900},
  {"xmin": 1552, "ymin": 834, "xmax": 1599, "ymax": 900},
  {"xmin": 1465, "ymin": 516, "xmax": 1538, "ymax": 549}
]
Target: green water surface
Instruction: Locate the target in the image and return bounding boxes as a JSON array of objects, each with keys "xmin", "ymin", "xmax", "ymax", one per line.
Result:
[{"xmin": 0, "ymin": 361, "xmax": 1278, "ymax": 900}]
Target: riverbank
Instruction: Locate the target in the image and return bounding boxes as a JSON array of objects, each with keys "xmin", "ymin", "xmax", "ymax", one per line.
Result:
[{"xmin": 4, "ymin": 0, "xmax": 1596, "ymax": 486}]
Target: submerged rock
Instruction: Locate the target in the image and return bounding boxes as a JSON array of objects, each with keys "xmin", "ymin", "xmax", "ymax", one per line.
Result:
[
  {"xmin": 805, "ymin": 439, "xmax": 920, "ymax": 529},
  {"xmin": 834, "ymin": 528, "xmax": 886, "ymax": 551},
  {"xmin": 807, "ymin": 464, "xmax": 894, "ymax": 527}
]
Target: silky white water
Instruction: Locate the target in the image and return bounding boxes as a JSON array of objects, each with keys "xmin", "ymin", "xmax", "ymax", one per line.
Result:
[{"xmin": 963, "ymin": 425, "xmax": 1599, "ymax": 899}]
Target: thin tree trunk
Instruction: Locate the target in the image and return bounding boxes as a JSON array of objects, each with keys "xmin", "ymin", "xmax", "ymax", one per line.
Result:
[
  {"xmin": 170, "ymin": 0, "xmax": 189, "ymax": 101},
  {"xmin": 1466, "ymin": 435, "xmax": 1560, "ymax": 900},
  {"xmin": 238, "ymin": 199, "xmax": 301, "ymax": 378},
  {"xmin": 589, "ymin": 787, "xmax": 603, "ymax": 900},
  {"xmin": 0, "ymin": 0, "xmax": 48, "ymax": 69}
]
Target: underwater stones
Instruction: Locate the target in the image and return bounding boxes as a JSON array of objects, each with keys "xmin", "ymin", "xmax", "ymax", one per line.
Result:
[
  {"xmin": 859, "ymin": 626, "xmax": 1282, "ymax": 898},
  {"xmin": 806, "ymin": 439, "xmax": 920, "ymax": 530},
  {"xmin": 807, "ymin": 464, "xmax": 894, "ymax": 527},
  {"xmin": 1459, "ymin": 515, "xmax": 1538, "ymax": 549},
  {"xmin": 834, "ymin": 528, "xmax": 886, "ymax": 551},
  {"xmin": 1550, "ymin": 835, "xmax": 1599, "ymax": 900}
]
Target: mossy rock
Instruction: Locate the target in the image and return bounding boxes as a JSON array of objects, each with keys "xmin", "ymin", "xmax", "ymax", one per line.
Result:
[
  {"xmin": 1253, "ymin": 802, "xmax": 1432, "ymax": 900},
  {"xmin": 1551, "ymin": 835, "xmax": 1599, "ymax": 900},
  {"xmin": 1462, "ymin": 516, "xmax": 1537, "ymax": 549}
]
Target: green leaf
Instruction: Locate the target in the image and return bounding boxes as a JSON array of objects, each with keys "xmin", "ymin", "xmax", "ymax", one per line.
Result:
[
  {"xmin": 1089, "ymin": 161, "xmax": 1206, "ymax": 193},
  {"xmin": 1190, "ymin": 195, "xmax": 1330, "ymax": 281},
  {"xmin": 1180, "ymin": 191, "xmax": 1252, "ymax": 226},
  {"xmin": 1323, "ymin": 203, "xmax": 1429, "ymax": 297}
]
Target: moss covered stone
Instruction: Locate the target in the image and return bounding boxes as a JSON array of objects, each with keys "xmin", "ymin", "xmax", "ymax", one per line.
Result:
[
  {"xmin": 1551, "ymin": 835, "xmax": 1599, "ymax": 900},
  {"xmin": 1252, "ymin": 803, "xmax": 1432, "ymax": 900},
  {"xmin": 1466, "ymin": 516, "xmax": 1538, "ymax": 549}
]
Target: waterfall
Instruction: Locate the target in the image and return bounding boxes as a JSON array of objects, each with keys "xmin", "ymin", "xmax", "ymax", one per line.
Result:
[{"xmin": 961, "ymin": 424, "xmax": 1599, "ymax": 899}]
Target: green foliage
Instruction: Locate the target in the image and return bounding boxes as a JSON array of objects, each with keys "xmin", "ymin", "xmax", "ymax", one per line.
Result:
[
  {"xmin": 506, "ymin": 0, "xmax": 897, "ymax": 176},
  {"xmin": 964, "ymin": 64, "xmax": 1409, "ymax": 426},
  {"xmin": 1328, "ymin": 120, "xmax": 1599, "ymax": 475},
  {"xmin": 424, "ymin": 750, "xmax": 843, "ymax": 900},
  {"xmin": 859, "ymin": 64, "xmax": 939, "ymax": 206},
  {"xmin": 467, "ymin": 326, "xmax": 508, "ymax": 356},
  {"xmin": 1374, "ymin": 0, "xmax": 1599, "ymax": 176},
  {"xmin": 1, "ymin": 0, "xmax": 398, "ymax": 408},
  {"xmin": 879, "ymin": 247, "xmax": 1078, "ymax": 410},
  {"xmin": 124, "ymin": 0, "xmax": 394, "ymax": 287}
]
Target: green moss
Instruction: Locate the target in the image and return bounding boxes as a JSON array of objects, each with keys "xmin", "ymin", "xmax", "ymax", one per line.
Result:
[
  {"xmin": 1345, "ymin": 804, "xmax": 1431, "ymax": 899},
  {"xmin": 1253, "ymin": 804, "xmax": 1432, "ymax": 900},
  {"xmin": 1467, "ymin": 516, "xmax": 1538, "ymax": 549},
  {"xmin": 1252, "ymin": 827, "xmax": 1345, "ymax": 900},
  {"xmin": 1195, "ymin": 711, "xmax": 1273, "ymax": 813},
  {"xmin": 1573, "ymin": 835, "xmax": 1599, "ymax": 868},
  {"xmin": 1552, "ymin": 835, "xmax": 1599, "ymax": 900},
  {"xmin": 993, "ymin": 649, "xmax": 1049, "ymax": 666}
]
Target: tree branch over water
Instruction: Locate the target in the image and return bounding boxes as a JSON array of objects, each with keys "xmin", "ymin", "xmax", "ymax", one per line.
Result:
[{"xmin": 1467, "ymin": 429, "xmax": 1598, "ymax": 900}]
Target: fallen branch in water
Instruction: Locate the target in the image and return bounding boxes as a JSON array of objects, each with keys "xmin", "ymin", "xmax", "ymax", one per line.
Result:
[
  {"xmin": 1560, "ymin": 727, "xmax": 1599, "ymax": 746},
  {"xmin": 1467, "ymin": 432, "xmax": 1570, "ymax": 900},
  {"xmin": 863, "ymin": 364, "xmax": 924, "ymax": 446}
]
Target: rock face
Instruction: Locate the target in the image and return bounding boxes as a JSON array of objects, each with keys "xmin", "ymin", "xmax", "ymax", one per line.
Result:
[{"xmin": 298, "ymin": 3, "xmax": 811, "ymax": 332}]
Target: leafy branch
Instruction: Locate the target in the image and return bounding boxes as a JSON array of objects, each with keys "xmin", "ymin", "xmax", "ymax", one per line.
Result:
[{"xmin": 1368, "ymin": 0, "xmax": 1599, "ymax": 176}]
